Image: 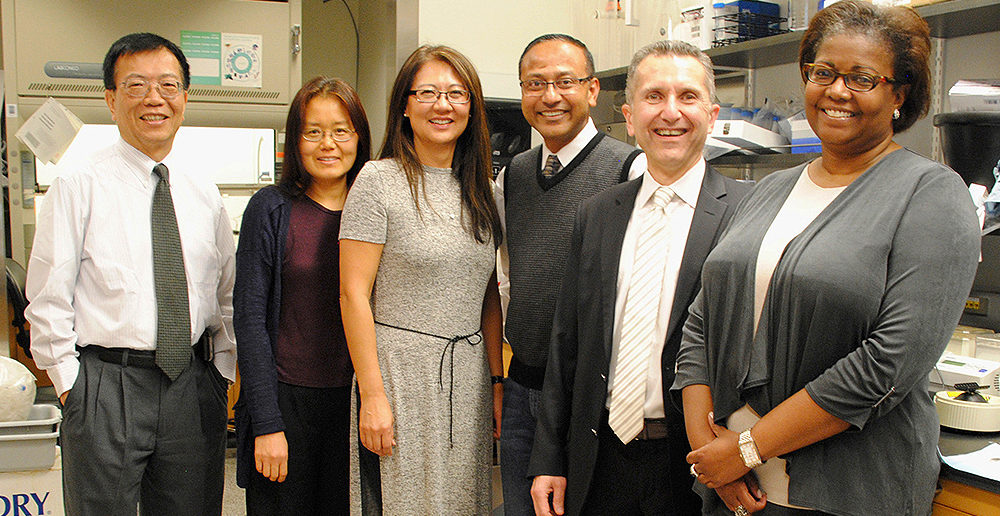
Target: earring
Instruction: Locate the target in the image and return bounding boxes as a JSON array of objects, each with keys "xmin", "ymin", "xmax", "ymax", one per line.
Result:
[{"xmin": 892, "ymin": 109, "xmax": 900, "ymax": 120}]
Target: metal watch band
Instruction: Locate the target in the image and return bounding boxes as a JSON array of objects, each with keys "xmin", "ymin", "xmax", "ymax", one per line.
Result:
[{"xmin": 738, "ymin": 429, "xmax": 763, "ymax": 468}]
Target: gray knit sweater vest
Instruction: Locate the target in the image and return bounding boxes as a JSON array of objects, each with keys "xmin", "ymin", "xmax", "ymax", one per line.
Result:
[{"xmin": 504, "ymin": 132, "xmax": 640, "ymax": 388}]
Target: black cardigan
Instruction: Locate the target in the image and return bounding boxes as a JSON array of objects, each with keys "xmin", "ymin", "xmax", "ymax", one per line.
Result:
[{"xmin": 232, "ymin": 185, "xmax": 291, "ymax": 488}]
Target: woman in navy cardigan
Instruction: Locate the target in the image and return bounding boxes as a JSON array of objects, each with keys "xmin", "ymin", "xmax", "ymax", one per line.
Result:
[{"xmin": 233, "ymin": 76, "xmax": 371, "ymax": 515}]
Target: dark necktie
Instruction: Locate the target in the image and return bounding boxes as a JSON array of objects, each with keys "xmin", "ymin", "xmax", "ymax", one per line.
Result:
[
  {"xmin": 542, "ymin": 154, "xmax": 562, "ymax": 178},
  {"xmin": 151, "ymin": 163, "xmax": 191, "ymax": 381}
]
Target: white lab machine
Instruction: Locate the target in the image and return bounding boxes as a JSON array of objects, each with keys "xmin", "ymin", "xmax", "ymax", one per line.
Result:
[{"xmin": 930, "ymin": 352, "xmax": 1000, "ymax": 432}]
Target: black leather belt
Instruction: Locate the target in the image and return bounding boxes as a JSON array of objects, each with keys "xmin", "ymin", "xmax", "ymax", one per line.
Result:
[
  {"xmin": 85, "ymin": 332, "xmax": 211, "ymax": 369},
  {"xmin": 635, "ymin": 418, "xmax": 669, "ymax": 440},
  {"xmin": 93, "ymin": 346, "xmax": 157, "ymax": 368}
]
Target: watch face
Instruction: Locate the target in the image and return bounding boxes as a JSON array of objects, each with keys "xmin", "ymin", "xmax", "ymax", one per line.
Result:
[{"xmin": 738, "ymin": 431, "xmax": 761, "ymax": 467}]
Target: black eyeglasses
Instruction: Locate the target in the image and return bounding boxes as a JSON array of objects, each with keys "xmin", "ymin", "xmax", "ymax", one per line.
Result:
[
  {"xmin": 409, "ymin": 89, "xmax": 471, "ymax": 104},
  {"xmin": 802, "ymin": 63, "xmax": 897, "ymax": 92},
  {"xmin": 519, "ymin": 77, "xmax": 593, "ymax": 96}
]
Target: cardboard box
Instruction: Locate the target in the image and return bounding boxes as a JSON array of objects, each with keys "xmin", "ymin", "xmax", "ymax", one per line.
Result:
[
  {"xmin": 0, "ymin": 448, "xmax": 63, "ymax": 516},
  {"xmin": 679, "ymin": 5, "xmax": 714, "ymax": 50},
  {"xmin": 949, "ymin": 80, "xmax": 1000, "ymax": 112},
  {"xmin": 789, "ymin": 119, "xmax": 820, "ymax": 153}
]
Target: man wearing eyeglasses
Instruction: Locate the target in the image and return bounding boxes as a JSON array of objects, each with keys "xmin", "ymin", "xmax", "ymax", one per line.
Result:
[
  {"xmin": 495, "ymin": 33, "xmax": 646, "ymax": 516},
  {"xmin": 25, "ymin": 32, "xmax": 235, "ymax": 516},
  {"xmin": 527, "ymin": 41, "xmax": 751, "ymax": 516}
]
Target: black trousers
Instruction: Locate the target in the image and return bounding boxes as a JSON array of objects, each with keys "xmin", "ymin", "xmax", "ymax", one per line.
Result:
[
  {"xmin": 245, "ymin": 382, "xmax": 351, "ymax": 516},
  {"xmin": 581, "ymin": 413, "xmax": 701, "ymax": 516},
  {"xmin": 61, "ymin": 347, "xmax": 228, "ymax": 516}
]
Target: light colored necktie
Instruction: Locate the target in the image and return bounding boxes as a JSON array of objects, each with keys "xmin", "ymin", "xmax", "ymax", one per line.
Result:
[
  {"xmin": 542, "ymin": 154, "xmax": 562, "ymax": 178},
  {"xmin": 609, "ymin": 186, "xmax": 675, "ymax": 443},
  {"xmin": 151, "ymin": 163, "xmax": 192, "ymax": 381}
]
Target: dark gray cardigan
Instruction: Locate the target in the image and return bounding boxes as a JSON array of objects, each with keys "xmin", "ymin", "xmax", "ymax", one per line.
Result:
[
  {"xmin": 232, "ymin": 185, "xmax": 291, "ymax": 487},
  {"xmin": 672, "ymin": 149, "xmax": 980, "ymax": 515}
]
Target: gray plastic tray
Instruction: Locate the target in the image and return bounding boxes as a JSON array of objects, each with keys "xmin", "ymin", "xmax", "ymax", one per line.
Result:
[{"xmin": 0, "ymin": 404, "xmax": 61, "ymax": 472}]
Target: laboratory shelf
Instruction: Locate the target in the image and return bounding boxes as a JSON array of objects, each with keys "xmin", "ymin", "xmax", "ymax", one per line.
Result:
[
  {"xmin": 708, "ymin": 0, "xmax": 1000, "ymax": 68},
  {"xmin": 596, "ymin": 0, "xmax": 1000, "ymax": 74},
  {"xmin": 708, "ymin": 152, "xmax": 819, "ymax": 167}
]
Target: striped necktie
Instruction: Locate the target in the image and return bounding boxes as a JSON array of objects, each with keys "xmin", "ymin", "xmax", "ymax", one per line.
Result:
[
  {"xmin": 608, "ymin": 186, "xmax": 675, "ymax": 443},
  {"xmin": 151, "ymin": 163, "xmax": 192, "ymax": 381},
  {"xmin": 542, "ymin": 154, "xmax": 562, "ymax": 178}
]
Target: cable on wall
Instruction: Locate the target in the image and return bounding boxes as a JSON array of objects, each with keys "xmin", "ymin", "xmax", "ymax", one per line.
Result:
[{"xmin": 325, "ymin": 0, "xmax": 361, "ymax": 88}]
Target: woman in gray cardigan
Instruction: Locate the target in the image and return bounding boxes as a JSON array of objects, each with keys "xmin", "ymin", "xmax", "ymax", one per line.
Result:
[{"xmin": 673, "ymin": 2, "xmax": 980, "ymax": 515}]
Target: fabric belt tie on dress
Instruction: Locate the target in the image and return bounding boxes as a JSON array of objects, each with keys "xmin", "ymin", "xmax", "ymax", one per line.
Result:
[{"xmin": 374, "ymin": 320, "xmax": 482, "ymax": 446}]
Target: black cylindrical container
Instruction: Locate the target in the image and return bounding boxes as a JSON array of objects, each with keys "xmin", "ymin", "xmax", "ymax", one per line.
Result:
[{"xmin": 934, "ymin": 111, "xmax": 1000, "ymax": 190}]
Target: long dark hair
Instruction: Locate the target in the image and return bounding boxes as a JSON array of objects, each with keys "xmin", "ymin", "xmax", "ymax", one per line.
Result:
[
  {"xmin": 279, "ymin": 76, "xmax": 372, "ymax": 197},
  {"xmin": 380, "ymin": 45, "xmax": 500, "ymax": 246}
]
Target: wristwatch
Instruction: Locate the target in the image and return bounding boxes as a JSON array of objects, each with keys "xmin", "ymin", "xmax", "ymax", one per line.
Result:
[
  {"xmin": 738, "ymin": 429, "xmax": 763, "ymax": 468},
  {"xmin": 491, "ymin": 375, "xmax": 504, "ymax": 385}
]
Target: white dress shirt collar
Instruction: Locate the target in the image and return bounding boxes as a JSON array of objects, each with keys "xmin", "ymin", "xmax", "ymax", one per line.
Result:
[
  {"xmin": 541, "ymin": 118, "xmax": 599, "ymax": 169},
  {"xmin": 115, "ymin": 137, "xmax": 181, "ymax": 185},
  {"xmin": 635, "ymin": 158, "xmax": 706, "ymax": 210}
]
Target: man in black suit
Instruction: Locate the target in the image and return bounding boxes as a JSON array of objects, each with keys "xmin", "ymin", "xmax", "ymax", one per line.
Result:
[{"xmin": 528, "ymin": 40, "xmax": 752, "ymax": 516}]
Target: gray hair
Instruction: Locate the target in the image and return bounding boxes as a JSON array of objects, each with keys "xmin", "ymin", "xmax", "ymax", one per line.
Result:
[{"xmin": 625, "ymin": 40, "xmax": 715, "ymax": 104}]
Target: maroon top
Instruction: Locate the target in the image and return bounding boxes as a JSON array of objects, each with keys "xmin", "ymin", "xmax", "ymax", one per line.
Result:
[{"xmin": 275, "ymin": 195, "xmax": 352, "ymax": 387}]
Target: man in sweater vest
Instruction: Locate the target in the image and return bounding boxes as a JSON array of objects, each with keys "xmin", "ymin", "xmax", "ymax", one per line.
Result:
[
  {"xmin": 528, "ymin": 41, "xmax": 752, "ymax": 515},
  {"xmin": 495, "ymin": 33, "xmax": 645, "ymax": 516}
]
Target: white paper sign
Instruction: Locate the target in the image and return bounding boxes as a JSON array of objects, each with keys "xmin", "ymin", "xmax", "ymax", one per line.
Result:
[
  {"xmin": 222, "ymin": 33, "xmax": 262, "ymax": 88},
  {"xmin": 14, "ymin": 98, "xmax": 83, "ymax": 164}
]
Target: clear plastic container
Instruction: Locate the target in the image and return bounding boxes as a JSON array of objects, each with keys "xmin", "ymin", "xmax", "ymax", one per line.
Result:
[
  {"xmin": 788, "ymin": 0, "xmax": 815, "ymax": 30},
  {"xmin": 975, "ymin": 334, "xmax": 1000, "ymax": 363},
  {"xmin": 947, "ymin": 325, "xmax": 993, "ymax": 356}
]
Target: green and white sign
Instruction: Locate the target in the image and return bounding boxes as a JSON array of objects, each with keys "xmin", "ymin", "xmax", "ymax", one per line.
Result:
[{"xmin": 180, "ymin": 31, "xmax": 222, "ymax": 86}]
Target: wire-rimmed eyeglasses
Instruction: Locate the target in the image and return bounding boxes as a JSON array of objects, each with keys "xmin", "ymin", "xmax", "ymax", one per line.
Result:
[
  {"xmin": 301, "ymin": 128, "xmax": 356, "ymax": 142},
  {"xmin": 519, "ymin": 76, "xmax": 593, "ymax": 96},
  {"xmin": 119, "ymin": 77, "xmax": 185, "ymax": 99}
]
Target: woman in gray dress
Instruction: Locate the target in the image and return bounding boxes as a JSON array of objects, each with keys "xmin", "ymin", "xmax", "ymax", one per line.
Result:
[
  {"xmin": 673, "ymin": 2, "xmax": 980, "ymax": 515},
  {"xmin": 339, "ymin": 45, "xmax": 504, "ymax": 515}
]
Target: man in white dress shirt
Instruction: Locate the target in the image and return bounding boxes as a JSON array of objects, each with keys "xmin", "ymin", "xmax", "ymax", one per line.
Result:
[
  {"xmin": 527, "ymin": 41, "xmax": 751, "ymax": 515},
  {"xmin": 25, "ymin": 33, "xmax": 236, "ymax": 516}
]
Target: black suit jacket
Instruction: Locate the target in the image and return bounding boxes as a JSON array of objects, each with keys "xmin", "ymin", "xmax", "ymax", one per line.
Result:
[{"xmin": 527, "ymin": 166, "xmax": 751, "ymax": 516}]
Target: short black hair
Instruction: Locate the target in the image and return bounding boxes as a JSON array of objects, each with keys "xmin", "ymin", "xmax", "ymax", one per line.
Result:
[
  {"xmin": 103, "ymin": 33, "xmax": 190, "ymax": 90},
  {"xmin": 518, "ymin": 34, "xmax": 595, "ymax": 78}
]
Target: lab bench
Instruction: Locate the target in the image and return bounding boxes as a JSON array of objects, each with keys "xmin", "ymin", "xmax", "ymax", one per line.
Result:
[{"xmin": 935, "ymin": 429, "xmax": 1000, "ymax": 515}]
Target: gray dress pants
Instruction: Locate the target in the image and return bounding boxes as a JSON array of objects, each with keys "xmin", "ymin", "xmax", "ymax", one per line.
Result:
[{"xmin": 60, "ymin": 347, "xmax": 228, "ymax": 516}]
